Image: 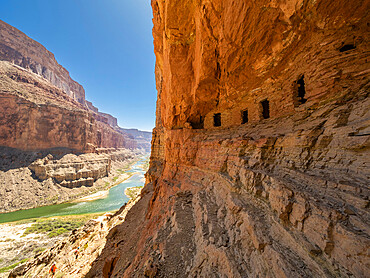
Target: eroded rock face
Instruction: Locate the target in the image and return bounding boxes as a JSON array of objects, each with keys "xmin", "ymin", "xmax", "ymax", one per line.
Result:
[
  {"xmin": 0, "ymin": 61, "xmax": 125, "ymax": 152},
  {"xmin": 87, "ymin": 1, "xmax": 369, "ymax": 277},
  {"xmin": 0, "ymin": 20, "xmax": 151, "ymax": 152},
  {"xmin": 29, "ymin": 154, "xmax": 110, "ymax": 188},
  {"xmin": 0, "ymin": 19, "xmax": 86, "ymax": 105},
  {"xmin": 28, "ymin": 148, "xmax": 139, "ymax": 188},
  {"xmin": 117, "ymin": 128, "xmax": 153, "ymax": 151}
]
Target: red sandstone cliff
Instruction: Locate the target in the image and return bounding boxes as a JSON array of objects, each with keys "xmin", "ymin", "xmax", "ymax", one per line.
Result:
[
  {"xmin": 0, "ymin": 60, "xmax": 126, "ymax": 151},
  {"xmin": 87, "ymin": 1, "xmax": 369, "ymax": 277},
  {"xmin": 0, "ymin": 20, "xmax": 150, "ymax": 152},
  {"xmin": 0, "ymin": 19, "xmax": 86, "ymax": 104}
]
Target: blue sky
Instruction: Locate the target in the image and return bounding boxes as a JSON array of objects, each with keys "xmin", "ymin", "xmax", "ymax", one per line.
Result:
[{"xmin": 0, "ymin": 0, "xmax": 156, "ymax": 131}]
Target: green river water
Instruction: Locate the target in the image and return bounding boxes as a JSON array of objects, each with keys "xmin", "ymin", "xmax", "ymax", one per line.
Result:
[{"xmin": 0, "ymin": 156, "xmax": 148, "ymax": 224}]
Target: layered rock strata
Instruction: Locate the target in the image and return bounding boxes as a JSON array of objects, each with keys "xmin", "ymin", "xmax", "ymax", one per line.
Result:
[
  {"xmin": 87, "ymin": 1, "xmax": 370, "ymax": 277},
  {"xmin": 117, "ymin": 128, "xmax": 153, "ymax": 151},
  {"xmin": 0, "ymin": 148, "xmax": 144, "ymax": 212},
  {"xmin": 0, "ymin": 20, "xmax": 151, "ymax": 152},
  {"xmin": 0, "ymin": 61, "xmax": 126, "ymax": 152},
  {"xmin": 0, "ymin": 19, "xmax": 86, "ymax": 104},
  {"xmin": 29, "ymin": 154, "xmax": 111, "ymax": 188},
  {"xmin": 0, "ymin": 21, "xmax": 152, "ymax": 217}
]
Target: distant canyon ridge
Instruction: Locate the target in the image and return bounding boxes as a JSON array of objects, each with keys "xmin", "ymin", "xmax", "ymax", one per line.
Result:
[
  {"xmin": 0, "ymin": 19, "xmax": 151, "ymax": 153},
  {"xmin": 0, "ymin": 19, "xmax": 151, "ymax": 212}
]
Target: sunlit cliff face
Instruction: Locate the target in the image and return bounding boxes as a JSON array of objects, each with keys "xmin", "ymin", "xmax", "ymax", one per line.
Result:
[
  {"xmin": 0, "ymin": 20, "xmax": 148, "ymax": 152},
  {"xmin": 91, "ymin": 0, "xmax": 370, "ymax": 277},
  {"xmin": 152, "ymin": 0, "xmax": 368, "ymax": 131}
]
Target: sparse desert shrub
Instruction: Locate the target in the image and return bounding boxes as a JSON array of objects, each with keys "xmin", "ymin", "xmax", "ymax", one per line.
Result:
[
  {"xmin": 0, "ymin": 258, "xmax": 29, "ymax": 273},
  {"xmin": 33, "ymin": 247, "xmax": 46, "ymax": 255},
  {"xmin": 23, "ymin": 219, "xmax": 83, "ymax": 237}
]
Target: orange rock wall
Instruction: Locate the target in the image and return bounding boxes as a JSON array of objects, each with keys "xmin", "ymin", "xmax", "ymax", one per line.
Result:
[
  {"xmin": 0, "ymin": 92, "xmax": 92, "ymax": 151},
  {"xmin": 152, "ymin": 0, "xmax": 369, "ymax": 130},
  {"xmin": 0, "ymin": 19, "xmax": 138, "ymax": 152},
  {"xmin": 0, "ymin": 62, "xmax": 127, "ymax": 152},
  {"xmin": 0, "ymin": 20, "xmax": 86, "ymax": 104},
  {"xmin": 87, "ymin": 1, "xmax": 370, "ymax": 277},
  {"xmin": 0, "ymin": 93, "xmax": 126, "ymax": 152}
]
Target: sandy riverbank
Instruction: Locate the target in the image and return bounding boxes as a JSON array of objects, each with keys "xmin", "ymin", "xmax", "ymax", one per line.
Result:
[{"xmin": 72, "ymin": 190, "xmax": 109, "ymax": 202}]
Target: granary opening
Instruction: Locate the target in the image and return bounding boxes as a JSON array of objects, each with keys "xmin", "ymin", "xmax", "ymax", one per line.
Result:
[
  {"xmin": 294, "ymin": 75, "xmax": 307, "ymax": 106},
  {"xmin": 213, "ymin": 113, "xmax": 221, "ymax": 127},
  {"xmin": 242, "ymin": 109, "xmax": 248, "ymax": 124},
  {"xmin": 261, "ymin": 100, "xmax": 270, "ymax": 119},
  {"xmin": 190, "ymin": 116, "xmax": 204, "ymax": 129}
]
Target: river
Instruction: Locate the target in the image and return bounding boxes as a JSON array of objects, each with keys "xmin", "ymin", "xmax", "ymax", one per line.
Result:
[{"xmin": 0, "ymin": 156, "xmax": 148, "ymax": 224}]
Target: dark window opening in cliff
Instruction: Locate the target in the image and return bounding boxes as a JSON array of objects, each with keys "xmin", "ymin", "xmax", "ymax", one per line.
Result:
[
  {"xmin": 261, "ymin": 100, "xmax": 270, "ymax": 119},
  {"xmin": 242, "ymin": 109, "xmax": 248, "ymax": 124},
  {"xmin": 190, "ymin": 116, "xmax": 204, "ymax": 129},
  {"xmin": 214, "ymin": 113, "xmax": 221, "ymax": 127},
  {"xmin": 339, "ymin": 44, "xmax": 356, "ymax": 52},
  {"xmin": 294, "ymin": 75, "xmax": 307, "ymax": 106}
]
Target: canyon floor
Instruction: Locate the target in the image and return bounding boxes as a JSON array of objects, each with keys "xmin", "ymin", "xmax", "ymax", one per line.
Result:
[
  {"xmin": 6, "ymin": 194, "xmax": 142, "ymax": 278},
  {"xmin": 0, "ymin": 214, "xmax": 99, "ymax": 277},
  {"xmin": 0, "ymin": 187, "xmax": 143, "ymax": 278},
  {"xmin": 0, "ymin": 148, "xmax": 146, "ymax": 213},
  {"xmin": 0, "ymin": 155, "xmax": 148, "ymax": 277}
]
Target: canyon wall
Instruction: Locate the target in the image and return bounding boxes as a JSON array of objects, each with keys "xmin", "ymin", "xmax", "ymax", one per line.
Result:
[
  {"xmin": 118, "ymin": 128, "xmax": 153, "ymax": 151},
  {"xmin": 0, "ymin": 20, "xmax": 151, "ymax": 152},
  {"xmin": 0, "ymin": 19, "xmax": 86, "ymax": 104},
  {"xmin": 87, "ymin": 0, "xmax": 369, "ymax": 277},
  {"xmin": 29, "ymin": 154, "xmax": 111, "ymax": 188},
  {"xmin": 0, "ymin": 61, "xmax": 125, "ymax": 152}
]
